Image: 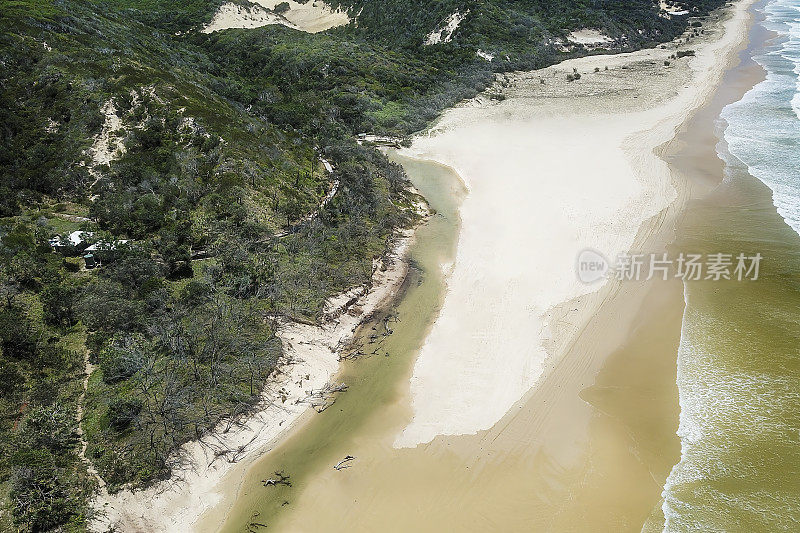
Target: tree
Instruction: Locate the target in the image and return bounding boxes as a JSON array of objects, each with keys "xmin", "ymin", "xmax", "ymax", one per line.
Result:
[
  {"xmin": 40, "ymin": 282, "xmax": 78, "ymax": 327},
  {"xmin": 0, "ymin": 306, "xmax": 37, "ymax": 361}
]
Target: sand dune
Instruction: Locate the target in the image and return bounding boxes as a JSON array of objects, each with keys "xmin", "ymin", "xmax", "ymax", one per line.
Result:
[
  {"xmin": 203, "ymin": 0, "xmax": 349, "ymax": 34},
  {"xmin": 255, "ymin": 1, "xmax": 350, "ymax": 33}
]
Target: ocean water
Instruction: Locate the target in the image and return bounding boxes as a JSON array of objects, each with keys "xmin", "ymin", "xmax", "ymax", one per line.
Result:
[
  {"xmin": 659, "ymin": 1, "xmax": 800, "ymax": 530},
  {"xmin": 721, "ymin": 0, "xmax": 800, "ymax": 236}
]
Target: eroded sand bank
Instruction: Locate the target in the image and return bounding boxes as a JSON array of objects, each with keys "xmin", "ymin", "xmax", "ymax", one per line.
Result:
[{"xmin": 90, "ymin": 231, "xmax": 417, "ymax": 532}]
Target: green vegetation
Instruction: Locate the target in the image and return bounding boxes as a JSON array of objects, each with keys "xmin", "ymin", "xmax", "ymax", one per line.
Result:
[
  {"xmin": 330, "ymin": 0, "xmax": 726, "ymax": 64},
  {"xmin": 194, "ymin": 26, "xmax": 491, "ymax": 135},
  {"xmin": 0, "ymin": 0, "xmax": 724, "ymax": 529},
  {"xmin": 273, "ymin": 1, "xmax": 290, "ymax": 15},
  {"xmin": 0, "ymin": 224, "xmax": 95, "ymax": 531}
]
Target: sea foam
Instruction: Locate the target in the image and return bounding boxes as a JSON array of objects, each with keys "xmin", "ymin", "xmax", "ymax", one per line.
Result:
[
  {"xmin": 660, "ymin": 2, "xmax": 800, "ymax": 530},
  {"xmin": 721, "ymin": 0, "xmax": 800, "ymax": 236}
]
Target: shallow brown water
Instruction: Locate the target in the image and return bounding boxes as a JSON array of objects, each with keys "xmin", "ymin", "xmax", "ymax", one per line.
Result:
[{"xmin": 214, "ymin": 151, "xmax": 684, "ymax": 532}]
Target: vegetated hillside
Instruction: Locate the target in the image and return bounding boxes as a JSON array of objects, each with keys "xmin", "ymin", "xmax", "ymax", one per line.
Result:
[
  {"xmin": 331, "ymin": 0, "xmax": 725, "ymax": 63},
  {"xmin": 194, "ymin": 25, "xmax": 494, "ymax": 137},
  {"xmin": 199, "ymin": 0, "xmax": 724, "ymax": 138},
  {"xmin": 0, "ymin": 0, "xmax": 725, "ymax": 530},
  {"xmin": 95, "ymin": 0, "xmax": 228, "ymax": 31},
  {"xmin": 0, "ymin": 1, "xmax": 413, "ymax": 530}
]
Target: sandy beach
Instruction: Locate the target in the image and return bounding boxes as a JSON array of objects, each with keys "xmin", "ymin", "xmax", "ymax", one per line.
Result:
[
  {"xmin": 396, "ymin": 0, "xmax": 758, "ymax": 448},
  {"xmin": 9, "ymin": 0, "xmax": 794, "ymax": 529},
  {"xmin": 201, "ymin": 2, "xmax": 763, "ymax": 532}
]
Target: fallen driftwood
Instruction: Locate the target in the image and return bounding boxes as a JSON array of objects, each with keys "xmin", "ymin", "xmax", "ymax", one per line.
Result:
[
  {"xmin": 339, "ymin": 338, "xmax": 367, "ymax": 361},
  {"xmin": 340, "ymin": 311, "xmax": 400, "ymax": 361},
  {"xmin": 262, "ymin": 470, "xmax": 292, "ymax": 487},
  {"xmin": 316, "ymin": 398, "xmax": 336, "ymax": 413},
  {"xmin": 333, "ymin": 455, "xmax": 356, "ymax": 471},
  {"xmin": 206, "ymin": 432, "xmax": 260, "ymax": 466},
  {"xmin": 297, "ymin": 382, "xmax": 349, "ymax": 412}
]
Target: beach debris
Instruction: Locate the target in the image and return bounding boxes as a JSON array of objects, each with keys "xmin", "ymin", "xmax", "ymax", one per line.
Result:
[
  {"xmin": 567, "ymin": 68, "xmax": 582, "ymax": 82},
  {"xmin": 339, "ymin": 338, "xmax": 366, "ymax": 361},
  {"xmin": 248, "ymin": 512, "xmax": 268, "ymax": 531},
  {"xmin": 262, "ymin": 470, "xmax": 292, "ymax": 487},
  {"xmin": 334, "ymin": 455, "xmax": 356, "ymax": 470},
  {"xmin": 298, "ymin": 382, "xmax": 349, "ymax": 412},
  {"xmin": 340, "ymin": 311, "xmax": 399, "ymax": 360},
  {"xmin": 208, "ymin": 432, "xmax": 261, "ymax": 466}
]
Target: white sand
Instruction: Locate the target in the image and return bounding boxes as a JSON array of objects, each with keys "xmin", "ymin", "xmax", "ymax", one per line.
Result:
[
  {"xmin": 395, "ymin": 0, "xmax": 756, "ymax": 448},
  {"xmin": 203, "ymin": 1, "xmax": 349, "ymax": 34},
  {"xmin": 90, "ymin": 232, "xmax": 416, "ymax": 532},
  {"xmin": 424, "ymin": 11, "xmax": 468, "ymax": 45},
  {"xmin": 88, "ymin": 100, "xmax": 125, "ymax": 171},
  {"xmin": 85, "ymin": 100, "xmax": 125, "ymax": 199},
  {"xmin": 568, "ymin": 28, "xmax": 613, "ymax": 46},
  {"xmin": 661, "ymin": 0, "xmax": 690, "ymax": 17},
  {"xmin": 202, "ymin": 3, "xmax": 286, "ymax": 34},
  {"xmin": 476, "ymin": 49, "xmax": 494, "ymax": 61},
  {"xmin": 255, "ymin": 1, "xmax": 349, "ymax": 33}
]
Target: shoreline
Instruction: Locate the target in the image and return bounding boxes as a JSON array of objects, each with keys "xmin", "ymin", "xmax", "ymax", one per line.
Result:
[
  {"xmin": 533, "ymin": 0, "xmax": 766, "ymax": 443},
  {"xmin": 475, "ymin": 1, "xmax": 765, "ymax": 529},
  {"xmin": 90, "ymin": 223, "xmax": 423, "ymax": 532},
  {"xmin": 207, "ymin": 155, "xmax": 467, "ymax": 532},
  {"xmin": 658, "ymin": 0, "xmax": 798, "ymax": 527},
  {"xmin": 91, "ymin": 1, "xmax": 761, "ymax": 529},
  {"xmin": 204, "ymin": 1, "xmax": 768, "ymax": 531},
  {"xmin": 395, "ymin": 0, "xmax": 758, "ymax": 449}
]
